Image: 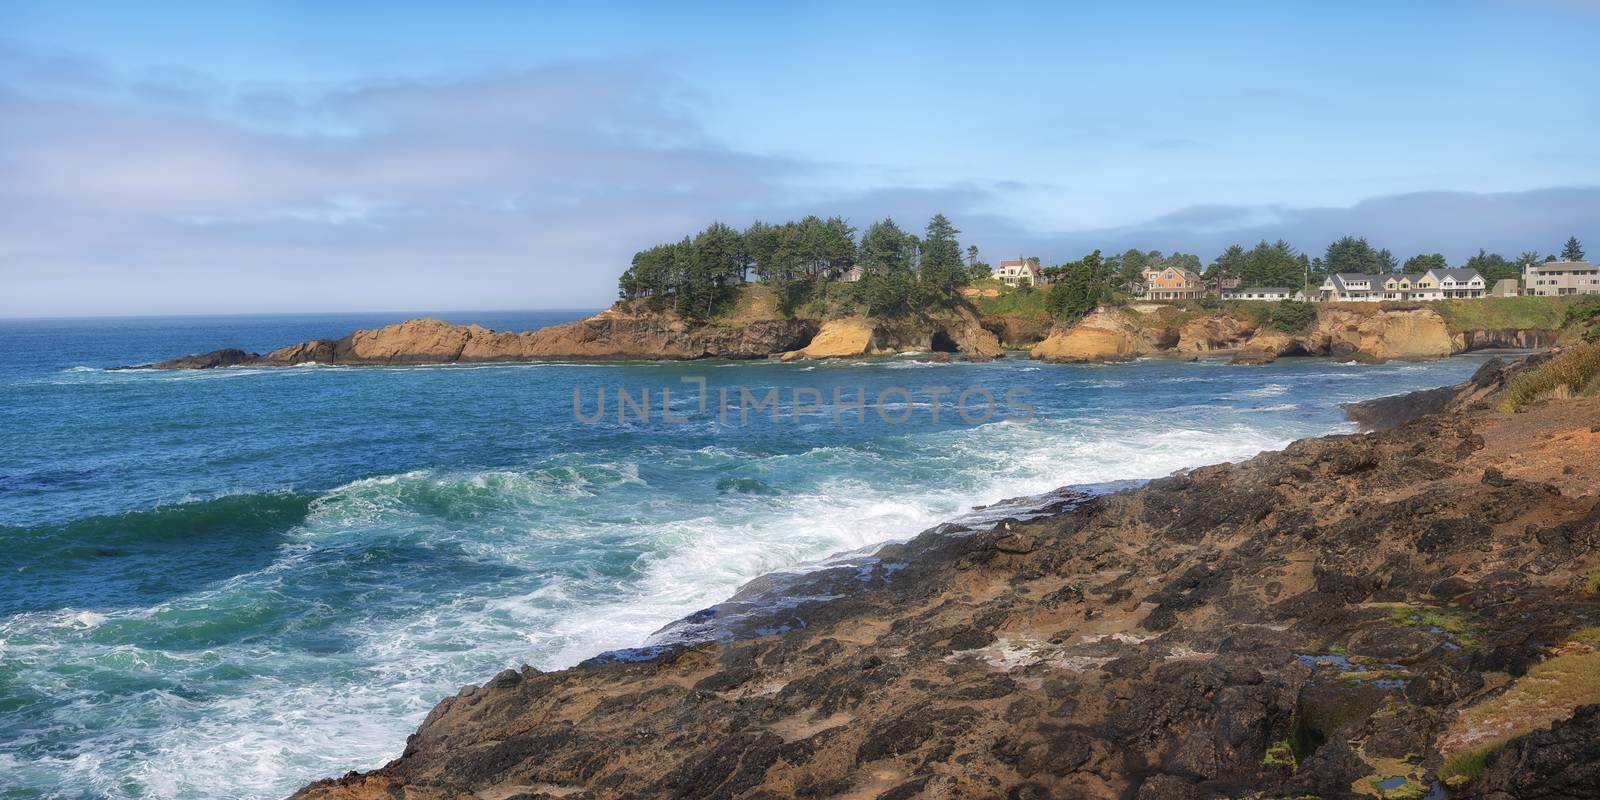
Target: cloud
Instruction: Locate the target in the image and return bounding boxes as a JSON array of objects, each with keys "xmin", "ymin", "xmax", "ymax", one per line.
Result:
[
  {"xmin": 0, "ymin": 50, "xmax": 817, "ymax": 316},
  {"xmin": 0, "ymin": 42, "xmax": 1596, "ymax": 316}
]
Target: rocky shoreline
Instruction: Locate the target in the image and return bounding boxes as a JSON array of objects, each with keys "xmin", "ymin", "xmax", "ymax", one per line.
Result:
[
  {"xmin": 1028, "ymin": 306, "xmax": 1561, "ymax": 365},
  {"xmin": 120, "ymin": 301, "xmax": 1561, "ymax": 370},
  {"xmin": 291, "ymin": 355, "xmax": 1600, "ymax": 800}
]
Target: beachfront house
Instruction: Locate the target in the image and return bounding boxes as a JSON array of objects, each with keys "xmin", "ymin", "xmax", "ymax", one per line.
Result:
[
  {"xmin": 1220, "ymin": 287, "xmax": 1303, "ymax": 301},
  {"xmin": 995, "ymin": 258, "xmax": 1043, "ymax": 288},
  {"xmin": 1319, "ymin": 269, "xmax": 1486, "ymax": 301},
  {"xmin": 1413, "ymin": 268, "xmax": 1486, "ymax": 299},
  {"xmin": 1142, "ymin": 266, "xmax": 1204, "ymax": 300},
  {"xmin": 1524, "ymin": 260, "xmax": 1600, "ymax": 296},
  {"xmin": 1490, "ymin": 278, "xmax": 1520, "ymax": 297},
  {"xmin": 1318, "ymin": 273, "xmax": 1379, "ymax": 301}
]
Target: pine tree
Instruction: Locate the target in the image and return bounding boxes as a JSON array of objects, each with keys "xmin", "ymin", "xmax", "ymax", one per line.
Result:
[
  {"xmin": 1562, "ymin": 236, "xmax": 1585, "ymax": 262},
  {"xmin": 917, "ymin": 214, "xmax": 968, "ymax": 305},
  {"xmin": 857, "ymin": 218, "xmax": 917, "ymax": 317}
]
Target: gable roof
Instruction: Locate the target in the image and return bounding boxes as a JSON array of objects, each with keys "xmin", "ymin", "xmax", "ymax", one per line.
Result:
[{"xmin": 1423, "ymin": 268, "xmax": 1482, "ymax": 283}]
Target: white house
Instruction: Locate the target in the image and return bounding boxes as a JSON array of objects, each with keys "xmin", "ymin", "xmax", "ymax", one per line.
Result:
[
  {"xmin": 1413, "ymin": 268, "xmax": 1486, "ymax": 299},
  {"xmin": 1220, "ymin": 287, "xmax": 1303, "ymax": 301},
  {"xmin": 1318, "ymin": 273, "xmax": 1379, "ymax": 302},
  {"xmin": 1319, "ymin": 269, "xmax": 1486, "ymax": 301},
  {"xmin": 994, "ymin": 258, "xmax": 1043, "ymax": 287}
]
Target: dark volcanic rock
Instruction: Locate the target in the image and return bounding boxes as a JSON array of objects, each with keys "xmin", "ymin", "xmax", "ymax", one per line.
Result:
[{"xmin": 292, "ymin": 363, "xmax": 1600, "ymax": 800}]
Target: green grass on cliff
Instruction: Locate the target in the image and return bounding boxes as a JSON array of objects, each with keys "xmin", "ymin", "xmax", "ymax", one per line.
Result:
[
  {"xmin": 1502, "ymin": 341, "xmax": 1600, "ymax": 410},
  {"xmin": 973, "ymin": 287, "xmax": 1053, "ymax": 318},
  {"xmin": 1431, "ymin": 296, "xmax": 1573, "ymax": 334}
]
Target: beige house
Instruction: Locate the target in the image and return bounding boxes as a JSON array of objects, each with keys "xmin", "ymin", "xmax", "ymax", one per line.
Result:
[
  {"xmin": 1142, "ymin": 266, "xmax": 1204, "ymax": 300},
  {"xmin": 1490, "ymin": 278, "xmax": 1520, "ymax": 297},
  {"xmin": 995, "ymin": 258, "xmax": 1043, "ymax": 287},
  {"xmin": 1524, "ymin": 260, "xmax": 1600, "ymax": 296}
]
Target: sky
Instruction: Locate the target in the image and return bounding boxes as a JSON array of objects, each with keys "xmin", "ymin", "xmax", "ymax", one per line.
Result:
[{"xmin": 1, "ymin": 0, "xmax": 1598, "ymax": 316}]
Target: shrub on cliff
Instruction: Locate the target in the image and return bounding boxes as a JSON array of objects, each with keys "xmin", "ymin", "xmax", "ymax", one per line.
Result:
[{"xmin": 1266, "ymin": 300, "xmax": 1318, "ymax": 333}]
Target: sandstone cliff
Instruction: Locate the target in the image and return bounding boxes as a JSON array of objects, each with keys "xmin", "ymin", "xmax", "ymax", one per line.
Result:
[
  {"xmin": 292, "ymin": 357, "xmax": 1600, "ymax": 800},
  {"xmin": 779, "ymin": 308, "xmax": 1003, "ymax": 362},
  {"xmin": 130, "ymin": 312, "xmax": 819, "ymax": 368},
  {"xmin": 1027, "ymin": 309, "xmax": 1176, "ymax": 363},
  {"xmin": 131, "ymin": 304, "xmax": 1011, "ymax": 368},
  {"xmin": 1234, "ymin": 306, "xmax": 1455, "ymax": 365}
]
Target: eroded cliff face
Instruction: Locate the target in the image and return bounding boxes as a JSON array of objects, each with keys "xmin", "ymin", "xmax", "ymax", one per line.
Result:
[
  {"xmin": 779, "ymin": 309, "xmax": 1004, "ymax": 362},
  {"xmin": 133, "ymin": 306, "xmax": 1009, "ymax": 368},
  {"xmin": 1027, "ymin": 309, "xmax": 1176, "ymax": 363},
  {"xmin": 291, "ymin": 359, "xmax": 1600, "ymax": 800},
  {"xmin": 1233, "ymin": 307, "xmax": 1455, "ymax": 365}
]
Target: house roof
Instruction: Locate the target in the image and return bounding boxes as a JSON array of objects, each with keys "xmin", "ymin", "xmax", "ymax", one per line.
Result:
[{"xmin": 1424, "ymin": 268, "xmax": 1482, "ymax": 282}]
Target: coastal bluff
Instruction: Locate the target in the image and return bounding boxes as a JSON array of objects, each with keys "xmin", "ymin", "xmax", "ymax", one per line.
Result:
[
  {"xmin": 127, "ymin": 311, "xmax": 820, "ymax": 368},
  {"xmin": 124, "ymin": 305, "xmax": 1006, "ymax": 368},
  {"xmin": 1029, "ymin": 304, "xmax": 1561, "ymax": 364},
  {"xmin": 292, "ymin": 354, "xmax": 1600, "ymax": 799}
]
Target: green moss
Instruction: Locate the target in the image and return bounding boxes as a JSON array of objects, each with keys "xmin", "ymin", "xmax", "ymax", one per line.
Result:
[
  {"xmin": 1386, "ymin": 604, "xmax": 1478, "ymax": 645},
  {"xmin": 1264, "ymin": 738, "xmax": 1297, "ymax": 770}
]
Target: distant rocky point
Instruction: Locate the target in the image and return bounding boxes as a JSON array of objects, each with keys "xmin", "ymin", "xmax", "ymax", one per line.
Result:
[{"xmin": 121, "ymin": 299, "xmax": 1566, "ymax": 370}]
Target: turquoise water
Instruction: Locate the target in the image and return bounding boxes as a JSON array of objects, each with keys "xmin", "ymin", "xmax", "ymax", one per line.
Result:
[{"xmin": 0, "ymin": 312, "xmax": 1489, "ymax": 799}]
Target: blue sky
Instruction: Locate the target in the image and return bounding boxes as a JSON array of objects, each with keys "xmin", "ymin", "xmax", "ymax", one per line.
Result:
[{"xmin": 1, "ymin": 0, "xmax": 1598, "ymax": 315}]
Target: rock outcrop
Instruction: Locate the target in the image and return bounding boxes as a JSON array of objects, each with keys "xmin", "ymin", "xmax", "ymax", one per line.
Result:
[
  {"xmin": 1028, "ymin": 309, "xmax": 1176, "ymax": 363},
  {"xmin": 127, "ymin": 303, "xmax": 1564, "ymax": 369},
  {"xmin": 780, "ymin": 310, "xmax": 1004, "ymax": 362},
  {"xmin": 293, "ymin": 357, "xmax": 1600, "ymax": 800},
  {"xmin": 131, "ymin": 313, "xmax": 820, "ymax": 368},
  {"xmin": 1234, "ymin": 307, "xmax": 1456, "ymax": 365},
  {"xmin": 1175, "ymin": 314, "xmax": 1257, "ymax": 355}
]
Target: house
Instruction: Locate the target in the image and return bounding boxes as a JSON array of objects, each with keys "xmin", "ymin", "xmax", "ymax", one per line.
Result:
[
  {"xmin": 837, "ymin": 265, "xmax": 864, "ymax": 283},
  {"xmin": 1220, "ymin": 287, "xmax": 1303, "ymax": 301},
  {"xmin": 995, "ymin": 258, "xmax": 1043, "ymax": 287},
  {"xmin": 1490, "ymin": 278, "xmax": 1520, "ymax": 297},
  {"xmin": 1413, "ymin": 268, "xmax": 1486, "ymax": 299},
  {"xmin": 1523, "ymin": 260, "xmax": 1600, "ymax": 296},
  {"xmin": 1377, "ymin": 274, "xmax": 1422, "ymax": 300},
  {"xmin": 1318, "ymin": 273, "xmax": 1380, "ymax": 302},
  {"xmin": 1319, "ymin": 269, "xmax": 1487, "ymax": 301},
  {"xmin": 1142, "ymin": 266, "xmax": 1204, "ymax": 300}
]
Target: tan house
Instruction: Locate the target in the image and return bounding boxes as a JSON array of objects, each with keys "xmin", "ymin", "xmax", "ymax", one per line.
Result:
[
  {"xmin": 1524, "ymin": 260, "xmax": 1600, "ymax": 296},
  {"xmin": 1490, "ymin": 278, "xmax": 1519, "ymax": 297},
  {"xmin": 995, "ymin": 258, "xmax": 1043, "ymax": 287},
  {"xmin": 1142, "ymin": 266, "xmax": 1204, "ymax": 300}
]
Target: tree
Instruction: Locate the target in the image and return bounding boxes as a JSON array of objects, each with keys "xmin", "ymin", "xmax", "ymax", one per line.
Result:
[
  {"xmin": 1207, "ymin": 244, "xmax": 1248, "ymax": 281},
  {"xmin": 1464, "ymin": 250, "xmax": 1517, "ymax": 281},
  {"xmin": 1402, "ymin": 253, "xmax": 1448, "ymax": 273},
  {"xmin": 1562, "ymin": 236, "xmax": 1586, "ymax": 262},
  {"xmin": 1237, "ymin": 240, "xmax": 1302, "ymax": 287},
  {"xmin": 1376, "ymin": 248, "xmax": 1399, "ymax": 273},
  {"xmin": 856, "ymin": 217, "xmax": 918, "ymax": 317},
  {"xmin": 966, "ymin": 245, "xmax": 979, "ymax": 267},
  {"xmin": 1324, "ymin": 236, "xmax": 1384, "ymax": 275},
  {"xmin": 1516, "ymin": 250, "xmax": 1543, "ymax": 269},
  {"xmin": 1116, "ymin": 248, "xmax": 1151, "ymax": 291},
  {"xmin": 917, "ymin": 214, "xmax": 968, "ymax": 306},
  {"xmin": 1046, "ymin": 253, "xmax": 1110, "ymax": 321}
]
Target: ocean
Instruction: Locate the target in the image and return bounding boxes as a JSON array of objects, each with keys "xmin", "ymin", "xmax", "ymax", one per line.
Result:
[{"xmin": 0, "ymin": 311, "xmax": 1490, "ymax": 799}]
